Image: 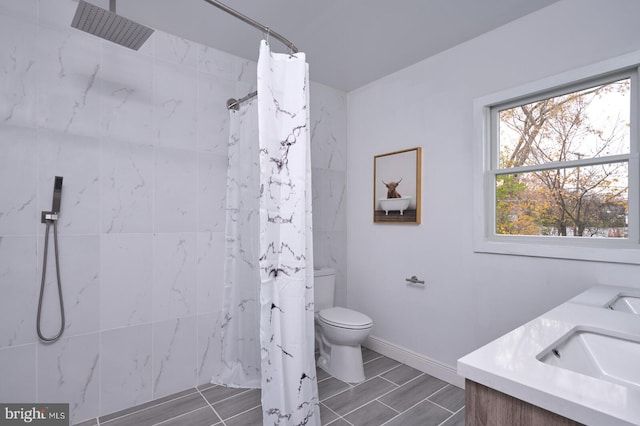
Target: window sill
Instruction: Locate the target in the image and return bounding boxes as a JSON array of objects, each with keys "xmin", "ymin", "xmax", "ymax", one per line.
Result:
[{"xmin": 473, "ymin": 236, "xmax": 640, "ymax": 265}]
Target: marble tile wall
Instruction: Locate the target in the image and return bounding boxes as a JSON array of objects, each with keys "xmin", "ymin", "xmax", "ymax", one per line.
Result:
[{"xmin": 0, "ymin": 0, "xmax": 347, "ymax": 423}]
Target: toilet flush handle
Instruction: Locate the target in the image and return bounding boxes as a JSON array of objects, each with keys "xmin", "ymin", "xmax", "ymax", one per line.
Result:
[{"xmin": 405, "ymin": 275, "xmax": 425, "ymax": 285}]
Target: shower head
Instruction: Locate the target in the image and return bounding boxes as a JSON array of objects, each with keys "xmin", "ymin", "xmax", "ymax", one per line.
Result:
[{"xmin": 71, "ymin": 0, "xmax": 154, "ymax": 50}]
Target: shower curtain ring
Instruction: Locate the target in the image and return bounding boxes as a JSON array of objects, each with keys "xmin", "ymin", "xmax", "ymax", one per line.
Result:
[{"xmin": 264, "ymin": 27, "xmax": 271, "ymax": 45}]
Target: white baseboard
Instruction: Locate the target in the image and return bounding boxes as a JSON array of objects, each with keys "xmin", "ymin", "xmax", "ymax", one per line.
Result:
[{"xmin": 364, "ymin": 335, "xmax": 465, "ymax": 389}]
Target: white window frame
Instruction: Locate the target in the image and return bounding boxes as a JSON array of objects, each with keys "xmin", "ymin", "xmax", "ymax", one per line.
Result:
[{"xmin": 473, "ymin": 51, "xmax": 640, "ymax": 264}]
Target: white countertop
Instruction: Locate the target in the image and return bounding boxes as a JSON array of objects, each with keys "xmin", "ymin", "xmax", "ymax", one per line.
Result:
[{"xmin": 457, "ymin": 285, "xmax": 640, "ymax": 426}]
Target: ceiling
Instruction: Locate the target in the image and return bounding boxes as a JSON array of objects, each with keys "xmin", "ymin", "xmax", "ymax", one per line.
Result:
[{"xmin": 110, "ymin": 0, "xmax": 561, "ymax": 92}]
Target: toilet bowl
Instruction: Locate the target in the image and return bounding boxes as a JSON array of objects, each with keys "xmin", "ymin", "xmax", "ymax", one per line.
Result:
[{"xmin": 316, "ymin": 306, "xmax": 373, "ymax": 383}]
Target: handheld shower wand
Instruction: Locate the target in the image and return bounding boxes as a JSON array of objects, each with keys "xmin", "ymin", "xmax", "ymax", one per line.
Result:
[
  {"xmin": 37, "ymin": 176, "xmax": 65, "ymax": 343},
  {"xmin": 52, "ymin": 176, "xmax": 62, "ymax": 214}
]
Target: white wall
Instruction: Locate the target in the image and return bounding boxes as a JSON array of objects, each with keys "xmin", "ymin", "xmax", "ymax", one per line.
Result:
[
  {"xmin": 0, "ymin": 0, "xmax": 347, "ymax": 423},
  {"xmin": 346, "ymin": 0, "xmax": 640, "ymax": 372}
]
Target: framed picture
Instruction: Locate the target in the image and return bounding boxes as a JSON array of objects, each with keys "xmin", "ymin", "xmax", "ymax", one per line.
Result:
[{"xmin": 373, "ymin": 147, "xmax": 421, "ymax": 224}]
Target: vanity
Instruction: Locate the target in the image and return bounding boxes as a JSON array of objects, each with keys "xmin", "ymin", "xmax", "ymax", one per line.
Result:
[{"xmin": 458, "ymin": 285, "xmax": 640, "ymax": 426}]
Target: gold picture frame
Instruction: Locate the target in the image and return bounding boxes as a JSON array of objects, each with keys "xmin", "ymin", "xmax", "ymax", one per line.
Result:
[{"xmin": 373, "ymin": 147, "xmax": 421, "ymax": 224}]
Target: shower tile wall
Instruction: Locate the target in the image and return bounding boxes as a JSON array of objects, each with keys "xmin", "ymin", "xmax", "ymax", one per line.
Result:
[{"xmin": 0, "ymin": 0, "xmax": 347, "ymax": 423}]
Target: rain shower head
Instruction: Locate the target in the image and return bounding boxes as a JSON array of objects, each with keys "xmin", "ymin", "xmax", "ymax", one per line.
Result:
[{"xmin": 71, "ymin": 0, "xmax": 154, "ymax": 50}]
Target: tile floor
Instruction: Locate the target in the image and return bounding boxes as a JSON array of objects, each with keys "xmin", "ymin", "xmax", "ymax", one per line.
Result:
[{"xmin": 75, "ymin": 347, "xmax": 465, "ymax": 426}]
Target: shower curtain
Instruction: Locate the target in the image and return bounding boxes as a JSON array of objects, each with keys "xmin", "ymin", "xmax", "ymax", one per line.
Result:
[
  {"xmin": 211, "ymin": 99, "xmax": 262, "ymax": 388},
  {"xmin": 257, "ymin": 40, "xmax": 319, "ymax": 424},
  {"xmin": 213, "ymin": 40, "xmax": 319, "ymax": 425}
]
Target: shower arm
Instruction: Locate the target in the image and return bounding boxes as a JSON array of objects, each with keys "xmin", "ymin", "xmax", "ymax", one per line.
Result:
[{"xmin": 200, "ymin": 0, "xmax": 299, "ymax": 110}]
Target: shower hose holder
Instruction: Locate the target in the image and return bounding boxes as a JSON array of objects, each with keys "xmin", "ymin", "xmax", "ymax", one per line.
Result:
[{"xmin": 41, "ymin": 211, "xmax": 59, "ymax": 223}]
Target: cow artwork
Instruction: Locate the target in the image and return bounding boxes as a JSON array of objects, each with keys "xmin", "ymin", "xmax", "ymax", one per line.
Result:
[
  {"xmin": 374, "ymin": 147, "xmax": 421, "ymax": 224},
  {"xmin": 382, "ymin": 178, "xmax": 402, "ymax": 198}
]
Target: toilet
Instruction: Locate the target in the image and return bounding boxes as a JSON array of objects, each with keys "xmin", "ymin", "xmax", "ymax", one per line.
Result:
[{"xmin": 314, "ymin": 267, "xmax": 373, "ymax": 383}]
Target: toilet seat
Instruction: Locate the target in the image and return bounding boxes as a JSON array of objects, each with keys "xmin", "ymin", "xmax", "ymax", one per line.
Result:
[{"xmin": 319, "ymin": 307, "xmax": 372, "ymax": 330}]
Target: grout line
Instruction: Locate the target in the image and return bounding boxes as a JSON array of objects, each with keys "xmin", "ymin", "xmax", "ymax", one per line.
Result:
[
  {"xmin": 376, "ymin": 399, "xmax": 401, "ymax": 414},
  {"xmin": 365, "ymin": 365, "xmax": 404, "ymax": 378},
  {"xmin": 316, "ymin": 374, "xmax": 331, "ymax": 384},
  {"xmin": 377, "ymin": 375, "xmax": 402, "ymax": 387},
  {"xmin": 429, "ymin": 399, "xmax": 457, "ymax": 415},
  {"xmin": 332, "ymin": 377, "xmax": 403, "ymax": 420},
  {"xmin": 377, "ymin": 392, "xmax": 446, "ymax": 426},
  {"xmin": 380, "ymin": 412, "xmax": 401, "ymax": 426},
  {"xmin": 220, "ymin": 404, "xmax": 262, "ymax": 424},
  {"xmin": 152, "ymin": 405, "xmax": 209, "ymax": 426},
  {"xmin": 436, "ymin": 410, "xmax": 458, "ymax": 426},
  {"xmin": 362, "ymin": 354, "xmax": 383, "ymax": 364},
  {"xmin": 427, "ymin": 384, "xmax": 464, "ymax": 415},
  {"xmin": 203, "ymin": 387, "xmax": 263, "ymax": 424},
  {"xmin": 425, "ymin": 383, "xmax": 452, "ymax": 400},
  {"xmin": 437, "ymin": 404, "xmax": 465, "ymax": 425},
  {"xmin": 203, "ymin": 387, "xmax": 254, "ymax": 406},
  {"xmin": 429, "ymin": 383, "xmax": 451, "ymax": 397},
  {"xmin": 326, "ymin": 417, "xmax": 354, "ymax": 426},
  {"xmin": 320, "ymin": 386, "xmax": 351, "ymax": 403},
  {"xmin": 320, "ymin": 402, "xmax": 341, "ymax": 419},
  {"xmin": 99, "ymin": 390, "xmax": 200, "ymax": 425}
]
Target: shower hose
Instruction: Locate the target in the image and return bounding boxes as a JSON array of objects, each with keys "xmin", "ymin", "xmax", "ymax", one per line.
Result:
[{"xmin": 36, "ymin": 219, "xmax": 65, "ymax": 342}]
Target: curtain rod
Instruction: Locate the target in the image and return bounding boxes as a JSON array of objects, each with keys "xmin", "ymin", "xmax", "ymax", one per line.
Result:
[
  {"xmin": 200, "ymin": 0, "xmax": 299, "ymax": 110},
  {"xmin": 201, "ymin": 0, "xmax": 298, "ymax": 54}
]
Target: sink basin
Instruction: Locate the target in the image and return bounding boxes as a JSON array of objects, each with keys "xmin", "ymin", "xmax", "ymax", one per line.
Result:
[
  {"xmin": 606, "ymin": 294, "xmax": 640, "ymax": 314},
  {"xmin": 538, "ymin": 328, "xmax": 640, "ymax": 391}
]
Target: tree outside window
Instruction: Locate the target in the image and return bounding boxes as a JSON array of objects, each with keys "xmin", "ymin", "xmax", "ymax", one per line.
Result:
[{"xmin": 494, "ymin": 78, "xmax": 630, "ymax": 238}]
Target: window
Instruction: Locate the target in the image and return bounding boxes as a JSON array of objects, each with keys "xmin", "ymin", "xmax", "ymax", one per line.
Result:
[
  {"xmin": 473, "ymin": 55, "xmax": 640, "ymax": 264},
  {"xmin": 495, "ymin": 77, "xmax": 630, "ymax": 238}
]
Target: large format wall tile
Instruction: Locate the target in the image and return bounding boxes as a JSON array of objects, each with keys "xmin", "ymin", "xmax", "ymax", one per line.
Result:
[
  {"xmin": 0, "ymin": 126, "xmax": 38, "ymax": 235},
  {"xmin": 36, "ymin": 26, "xmax": 101, "ymax": 137},
  {"xmin": 100, "ymin": 44, "xmax": 154, "ymax": 144},
  {"xmin": 37, "ymin": 129, "xmax": 101, "ymax": 235},
  {"xmin": 0, "ymin": 0, "xmax": 37, "ymax": 23},
  {"xmin": 310, "ymin": 83, "xmax": 348, "ymax": 172},
  {"xmin": 36, "ymin": 235, "xmax": 100, "ymax": 338},
  {"xmin": 0, "ymin": 344, "xmax": 36, "ymax": 402},
  {"xmin": 198, "ymin": 153, "xmax": 227, "ymax": 232},
  {"xmin": 155, "ymin": 32, "xmax": 198, "ymax": 69},
  {"xmin": 154, "ymin": 147, "xmax": 198, "ymax": 232},
  {"xmin": 100, "ymin": 324, "xmax": 153, "ymax": 415},
  {"xmin": 0, "ymin": 236, "xmax": 37, "ymax": 347},
  {"xmin": 37, "ymin": 332, "xmax": 100, "ymax": 424},
  {"xmin": 196, "ymin": 312, "xmax": 223, "ymax": 386},
  {"xmin": 38, "ymin": 0, "xmax": 77, "ymax": 30},
  {"xmin": 154, "ymin": 61, "xmax": 198, "ymax": 150},
  {"xmin": 152, "ymin": 317, "xmax": 197, "ymax": 398},
  {"xmin": 100, "ymin": 233, "xmax": 153, "ymax": 329},
  {"xmin": 199, "ymin": 44, "xmax": 236, "ymax": 79},
  {"xmin": 197, "ymin": 71, "xmax": 235, "ymax": 156},
  {"xmin": 101, "ymin": 139, "xmax": 154, "ymax": 234},
  {"xmin": 153, "ymin": 233, "xmax": 197, "ymax": 322},
  {"xmin": 0, "ymin": 15, "xmax": 37, "ymax": 127},
  {"xmin": 196, "ymin": 231, "xmax": 225, "ymax": 315}
]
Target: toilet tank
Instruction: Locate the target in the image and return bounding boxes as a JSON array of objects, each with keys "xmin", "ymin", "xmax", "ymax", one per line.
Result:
[{"xmin": 313, "ymin": 267, "xmax": 335, "ymax": 311}]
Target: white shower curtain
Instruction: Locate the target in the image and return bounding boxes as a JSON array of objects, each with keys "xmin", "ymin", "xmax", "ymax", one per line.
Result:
[
  {"xmin": 211, "ymin": 99, "xmax": 262, "ymax": 388},
  {"xmin": 257, "ymin": 40, "xmax": 320, "ymax": 425},
  {"xmin": 213, "ymin": 40, "xmax": 319, "ymax": 425}
]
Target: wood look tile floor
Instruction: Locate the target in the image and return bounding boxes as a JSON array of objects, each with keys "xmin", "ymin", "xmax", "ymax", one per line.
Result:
[{"xmin": 74, "ymin": 348, "xmax": 465, "ymax": 426}]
